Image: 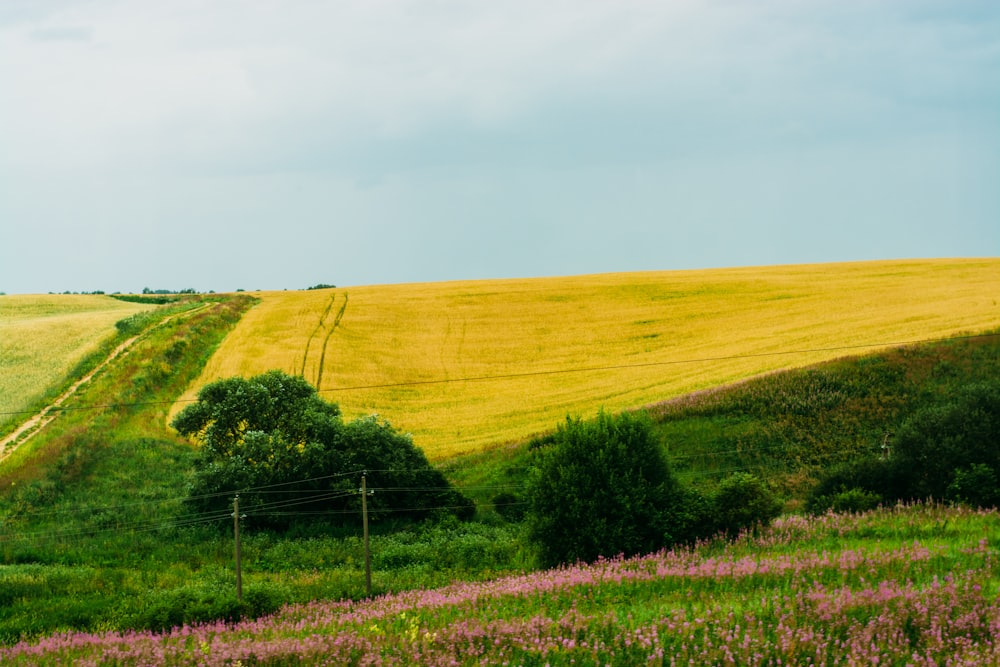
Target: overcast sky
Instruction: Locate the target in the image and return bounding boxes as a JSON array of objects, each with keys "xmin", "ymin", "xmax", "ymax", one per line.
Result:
[{"xmin": 1, "ymin": 0, "xmax": 998, "ymax": 294}]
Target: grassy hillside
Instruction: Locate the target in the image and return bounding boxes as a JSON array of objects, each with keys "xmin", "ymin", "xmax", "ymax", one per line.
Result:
[
  {"xmin": 0, "ymin": 294, "xmax": 154, "ymax": 431},
  {"xmin": 174, "ymin": 259, "xmax": 1000, "ymax": 458},
  {"xmin": 650, "ymin": 327, "xmax": 1000, "ymax": 499}
]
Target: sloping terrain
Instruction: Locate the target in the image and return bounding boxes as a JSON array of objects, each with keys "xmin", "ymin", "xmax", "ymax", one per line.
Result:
[
  {"xmin": 176, "ymin": 259, "xmax": 1000, "ymax": 458},
  {"xmin": 0, "ymin": 294, "xmax": 153, "ymax": 430}
]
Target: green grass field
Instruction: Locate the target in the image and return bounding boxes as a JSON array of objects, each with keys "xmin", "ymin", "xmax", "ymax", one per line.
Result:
[{"xmin": 175, "ymin": 259, "xmax": 1000, "ymax": 458}]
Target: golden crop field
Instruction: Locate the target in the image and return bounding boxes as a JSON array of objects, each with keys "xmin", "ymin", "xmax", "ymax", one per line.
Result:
[
  {"xmin": 0, "ymin": 295, "xmax": 153, "ymax": 422},
  {"xmin": 176, "ymin": 259, "xmax": 1000, "ymax": 459}
]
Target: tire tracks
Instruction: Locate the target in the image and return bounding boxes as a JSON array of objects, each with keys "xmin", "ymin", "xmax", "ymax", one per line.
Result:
[
  {"xmin": 315, "ymin": 294, "xmax": 348, "ymax": 391},
  {"xmin": 300, "ymin": 294, "xmax": 338, "ymax": 378}
]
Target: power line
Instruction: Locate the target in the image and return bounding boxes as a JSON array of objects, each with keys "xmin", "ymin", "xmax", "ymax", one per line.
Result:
[{"xmin": 1, "ymin": 331, "xmax": 996, "ymax": 419}]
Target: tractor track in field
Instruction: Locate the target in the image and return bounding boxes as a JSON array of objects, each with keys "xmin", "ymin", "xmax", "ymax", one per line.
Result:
[
  {"xmin": 300, "ymin": 293, "xmax": 338, "ymax": 378},
  {"xmin": 314, "ymin": 293, "xmax": 348, "ymax": 391},
  {"xmin": 0, "ymin": 304, "xmax": 208, "ymax": 462}
]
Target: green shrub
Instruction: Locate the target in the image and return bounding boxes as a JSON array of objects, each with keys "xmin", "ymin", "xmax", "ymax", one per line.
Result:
[
  {"xmin": 946, "ymin": 464, "xmax": 1000, "ymax": 508},
  {"xmin": 172, "ymin": 371, "xmax": 473, "ymax": 532},
  {"xmin": 525, "ymin": 411, "xmax": 681, "ymax": 567},
  {"xmin": 893, "ymin": 381, "xmax": 1000, "ymax": 499},
  {"xmin": 660, "ymin": 485, "xmax": 713, "ymax": 544},
  {"xmin": 128, "ymin": 581, "xmax": 289, "ymax": 632},
  {"xmin": 809, "ymin": 487, "xmax": 883, "ymax": 514},
  {"xmin": 710, "ymin": 473, "xmax": 782, "ymax": 536},
  {"xmin": 114, "ymin": 311, "xmax": 158, "ymax": 336}
]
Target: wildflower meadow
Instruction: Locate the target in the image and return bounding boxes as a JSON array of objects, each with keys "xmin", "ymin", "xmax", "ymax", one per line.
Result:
[{"xmin": 4, "ymin": 502, "xmax": 999, "ymax": 666}]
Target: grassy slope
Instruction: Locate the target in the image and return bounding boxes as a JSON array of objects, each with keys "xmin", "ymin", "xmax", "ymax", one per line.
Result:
[
  {"xmin": 648, "ymin": 327, "xmax": 1000, "ymax": 500},
  {"xmin": 174, "ymin": 259, "xmax": 1000, "ymax": 458},
  {"xmin": 0, "ymin": 295, "xmax": 154, "ymax": 429}
]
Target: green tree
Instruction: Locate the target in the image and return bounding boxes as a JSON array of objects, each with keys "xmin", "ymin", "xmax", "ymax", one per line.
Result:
[
  {"xmin": 525, "ymin": 411, "xmax": 682, "ymax": 567},
  {"xmin": 171, "ymin": 370, "xmax": 471, "ymax": 531}
]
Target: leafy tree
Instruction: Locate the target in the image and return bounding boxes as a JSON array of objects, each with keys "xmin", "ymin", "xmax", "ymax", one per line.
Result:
[
  {"xmin": 525, "ymin": 410, "xmax": 683, "ymax": 567},
  {"xmin": 172, "ymin": 370, "xmax": 471, "ymax": 531}
]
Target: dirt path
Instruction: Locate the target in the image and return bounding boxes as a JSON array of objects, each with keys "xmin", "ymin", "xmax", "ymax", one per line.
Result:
[{"xmin": 0, "ymin": 305, "xmax": 207, "ymax": 462}]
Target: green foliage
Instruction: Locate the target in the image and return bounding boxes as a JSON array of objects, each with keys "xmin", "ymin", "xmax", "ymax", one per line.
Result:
[
  {"xmin": 525, "ymin": 411, "xmax": 682, "ymax": 567},
  {"xmin": 892, "ymin": 381, "xmax": 1000, "ymax": 500},
  {"xmin": 710, "ymin": 472, "xmax": 782, "ymax": 536},
  {"xmin": 659, "ymin": 485, "xmax": 712, "ymax": 545},
  {"xmin": 110, "ymin": 294, "xmax": 178, "ymax": 305},
  {"xmin": 946, "ymin": 464, "xmax": 1000, "ymax": 508},
  {"xmin": 653, "ymin": 330, "xmax": 1000, "ymax": 500},
  {"xmin": 113, "ymin": 311, "xmax": 159, "ymax": 335},
  {"xmin": 128, "ymin": 579, "xmax": 289, "ymax": 632},
  {"xmin": 172, "ymin": 371, "xmax": 341, "ymax": 459},
  {"xmin": 172, "ymin": 370, "xmax": 472, "ymax": 531},
  {"xmin": 808, "ymin": 486, "xmax": 883, "ymax": 515},
  {"xmin": 809, "ymin": 378, "xmax": 1000, "ymax": 511},
  {"xmin": 491, "ymin": 492, "xmax": 526, "ymax": 523}
]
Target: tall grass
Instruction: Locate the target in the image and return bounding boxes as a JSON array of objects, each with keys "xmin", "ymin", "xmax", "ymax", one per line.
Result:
[{"xmin": 175, "ymin": 259, "xmax": 1000, "ymax": 458}]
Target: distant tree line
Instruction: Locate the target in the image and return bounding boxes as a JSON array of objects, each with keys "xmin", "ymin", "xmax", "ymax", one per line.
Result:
[{"xmin": 143, "ymin": 287, "xmax": 199, "ymax": 295}]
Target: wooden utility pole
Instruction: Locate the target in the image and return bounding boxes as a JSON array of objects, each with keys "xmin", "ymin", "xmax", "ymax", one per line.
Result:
[
  {"xmin": 233, "ymin": 495, "xmax": 243, "ymax": 602},
  {"xmin": 361, "ymin": 474, "xmax": 372, "ymax": 597}
]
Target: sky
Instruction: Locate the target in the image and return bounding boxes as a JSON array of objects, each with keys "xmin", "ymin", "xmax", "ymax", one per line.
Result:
[{"xmin": 1, "ymin": 0, "xmax": 998, "ymax": 294}]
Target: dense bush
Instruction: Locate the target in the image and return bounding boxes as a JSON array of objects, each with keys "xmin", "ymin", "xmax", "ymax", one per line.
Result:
[
  {"xmin": 808, "ymin": 486, "xmax": 883, "ymax": 515},
  {"xmin": 710, "ymin": 473, "xmax": 782, "ymax": 536},
  {"xmin": 525, "ymin": 411, "xmax": 684, "ymax": 567},
  {"xmin": 946, "ymin": 464, "xmax": 1000, "ymax": 508},
  {"xmin": 127, "ymin": 580, "xmax": 290, "ymax": 632},
  {"xmin": 114, "ymin": 311, "xmax": 159, "ymax": 336}
]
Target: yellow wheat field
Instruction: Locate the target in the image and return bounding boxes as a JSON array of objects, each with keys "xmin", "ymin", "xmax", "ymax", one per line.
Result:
[
  {"xmin": 175, "ymin": 259, "xmax": 1000, "ymax": 459},
  {"xmin": 0, "ymin": 295, "xmax": 154, "ymax": 422}
]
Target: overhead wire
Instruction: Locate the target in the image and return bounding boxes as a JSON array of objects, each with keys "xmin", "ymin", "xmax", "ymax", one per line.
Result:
[
  {"xmin": 0, "ymin": 331, "xmax": 996, "ymax": 418},
  {"xmin": 3, "ymin": 330, "xmax": 992, "ymax": 547}
]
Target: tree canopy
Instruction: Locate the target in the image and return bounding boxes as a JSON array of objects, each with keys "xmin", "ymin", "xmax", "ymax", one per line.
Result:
[{"xmin": 171, "ymin": 370, "xmax": 472, "ymax": 531}]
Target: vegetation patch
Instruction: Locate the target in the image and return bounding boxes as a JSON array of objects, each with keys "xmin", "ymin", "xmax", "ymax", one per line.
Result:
[{"xmin": 2, "ymin": 504, "xmax": 998, "ymax": 665}]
